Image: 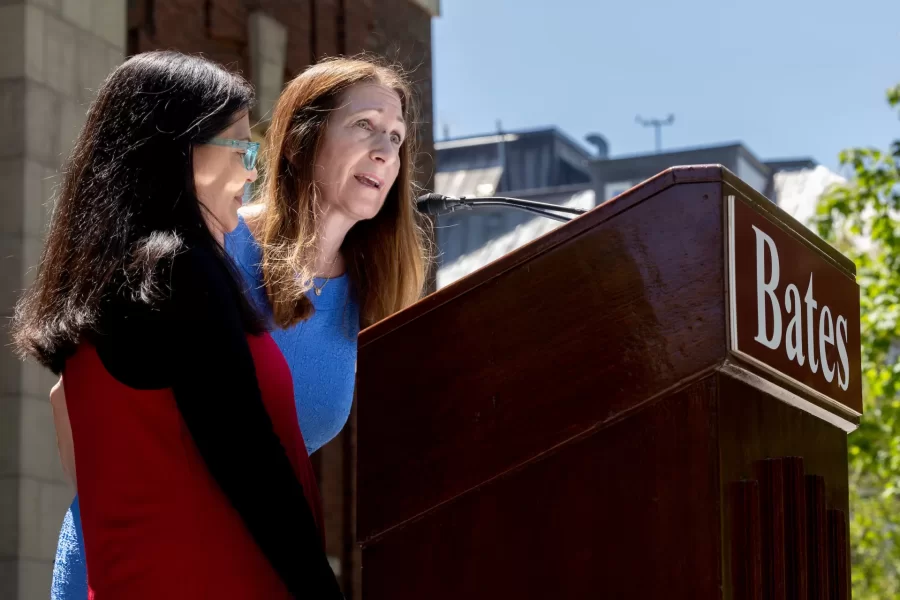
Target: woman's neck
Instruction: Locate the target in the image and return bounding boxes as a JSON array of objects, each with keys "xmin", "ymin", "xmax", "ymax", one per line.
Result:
[
  {"xmin": 204, "ymin": 214, "xmax": 226, "ymax": 247},
  {"xmin": 240, "ymin": 202, "xmax": 353, "ymax": 278},
  {"xmin": 315, "ymin": 206, "xmax": 355, "ymax": 278}
]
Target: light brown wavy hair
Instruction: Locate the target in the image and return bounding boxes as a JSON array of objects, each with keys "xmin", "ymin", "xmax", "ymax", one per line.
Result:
[{"xmin": 255, "ymin": 56, "xmax": 430, "ymax": 329}]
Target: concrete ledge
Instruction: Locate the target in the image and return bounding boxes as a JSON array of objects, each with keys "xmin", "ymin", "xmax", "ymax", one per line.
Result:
[
  {"xmin": 0, "ymin": 556, "xmax": 54, "ymax": 600},
  {"xmin": 19, "ymin": 396, "xmax": 67, "ymax": 484},
  {"xmin": 44, "ymin": 10, "xmax": 79, "ymax": 98},
  {"xmin": 18, "ymin": 476, "xmax": 70, "ymax": 560},
  {"xmin": 0, "ymin": 79, "xmax": 27, "ymax": 159}
]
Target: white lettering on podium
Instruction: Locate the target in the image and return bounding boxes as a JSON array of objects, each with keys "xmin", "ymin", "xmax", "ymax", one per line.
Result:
[
  {"xmin": 836, "ymin": 316, "xmax": 850, "ymax": 391},
  {"xmin": 750, "ymin": 226, "xmax": 850, "ymax": 390},
  {"xmin": 819, "ymin": 307, "xmax": 835, "ymax": 383},
  {"xmin": 805, "ymin": 275, "xmax": 819, "ymax": 374},
  {"xmin": 753, "ymin": 226, "xmax": 781, "ymax": 350},
  {"xmin": 784, "ymin": 284, "xmax": 805, "ymax": 366}
]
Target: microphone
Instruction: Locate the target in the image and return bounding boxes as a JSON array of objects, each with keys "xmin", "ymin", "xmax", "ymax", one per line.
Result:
[
  {"xmin": 416, "ymin": 193, "xmax": 587, "ymax": 223},
  {"xmin": 416, "ymin": 193, "xmax": 464, "ymax": 216}
]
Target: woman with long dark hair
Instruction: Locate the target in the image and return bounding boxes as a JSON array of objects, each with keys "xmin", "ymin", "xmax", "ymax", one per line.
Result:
[
  {"xmin": 48, "ymin": 54, "xmax": 433, "ymax": 599},
  {"xmin": 11, "ymin": 51, "xmax": 341, "ymax": 599}
]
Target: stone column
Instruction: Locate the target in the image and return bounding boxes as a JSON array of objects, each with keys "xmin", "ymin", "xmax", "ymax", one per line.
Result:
[
  {"xmin": 0, "ymin": 1, "xmax": 125, "ymax": 597},
  {"xmin": 248, "ymin": 11, "xmax": 287, "ymax": 126}
]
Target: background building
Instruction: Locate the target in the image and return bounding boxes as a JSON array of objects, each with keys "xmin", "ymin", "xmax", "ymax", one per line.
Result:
[
  {"xmin": 434, "ymin": 128, "xmax": 842, "ymax": 288},
  {"xmin": 434, "ymin": 127, "xmax": 594, "ymax": 270}
]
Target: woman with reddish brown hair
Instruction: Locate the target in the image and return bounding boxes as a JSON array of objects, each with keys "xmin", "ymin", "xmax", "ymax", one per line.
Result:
[
  {"xmin": 248, "ymin": 55, "xmax": 429, "ymax": 333},
  {"xmin": 49, "ymin": 54, "xmax": 430, "ymax": 599},
  {"xmin": 233, "ymin": 53, "xmax": 430, "ymax": 462}
]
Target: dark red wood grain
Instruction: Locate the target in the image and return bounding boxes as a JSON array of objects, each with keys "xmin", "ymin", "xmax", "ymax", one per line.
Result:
[
  {"xmin": 754, "ymin": 459, "xmax": 788, "ymax": 600},
  {"xmin": 807, "ymin": 475, "xmax": 830, "ymax": 600},
  {"xmin": 356, "ymin": 166, "xmax": 858, "ymax": 599},
  {"xmin": 782, "ymin": 458, "xmax": 808, "ymax": 600},
  {"xmin": 362, "ymin": 380, "xmax": 722, "ymax": 599},
  {"xmin": 358, "ymin": 176, "xmax": 728, "ymax": 542},
  {"xmin": 728, "ymin": 480, "xmax": 763, "ymax": 600},
  {"xmin": 828, "ymin": 509, "xmax": 849, "ymax": 600}
]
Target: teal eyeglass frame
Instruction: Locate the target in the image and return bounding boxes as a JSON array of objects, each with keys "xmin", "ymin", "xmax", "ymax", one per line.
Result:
[{"xmin": 206, "ymin": 138, "xmax": 260, "ymax": 170}]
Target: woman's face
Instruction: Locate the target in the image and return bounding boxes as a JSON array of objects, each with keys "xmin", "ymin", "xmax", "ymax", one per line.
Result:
[
  {"xmin": 193, "ymin": 112, "xmax": 258, "ymax": 238},
  {"xmin": 314, "ymin": 82, "xmax": 406, "ymax": 224}
]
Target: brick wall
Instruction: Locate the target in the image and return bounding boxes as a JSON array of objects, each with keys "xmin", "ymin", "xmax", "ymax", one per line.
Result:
[
  {"xmin": 131, "ymin": 0, "xmax": 435, "ymax": 184},
  {"xmin": 365, "ymin": 0, "xmax": 436, "ymax": 190},
  {"xmin": 132, "ymin": 0, "xmax": 434, "ymax": 180}
]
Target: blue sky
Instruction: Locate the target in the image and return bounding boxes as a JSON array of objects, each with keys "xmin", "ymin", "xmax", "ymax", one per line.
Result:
[{"xmin": 432, "ymin": 0, "xmax": 899, "ymax": 171}]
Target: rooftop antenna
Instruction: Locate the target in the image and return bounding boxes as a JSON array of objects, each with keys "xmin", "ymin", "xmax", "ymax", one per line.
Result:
[
  {"xmin": 635, "ymin": 114, "xmax": 674, "ymax": 153},
  {"xmin": 496, "ymin": 119, "xmax": 508, "ymax": 192}
]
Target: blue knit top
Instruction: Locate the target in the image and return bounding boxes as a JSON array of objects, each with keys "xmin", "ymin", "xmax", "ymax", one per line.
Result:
[
  {"xmin": 226, "ymin": 216, "xmax": 360, "ymax": 455},
  {"xmin": 50, "ymin": 216, "xmax": 359, "ymax": 599}
]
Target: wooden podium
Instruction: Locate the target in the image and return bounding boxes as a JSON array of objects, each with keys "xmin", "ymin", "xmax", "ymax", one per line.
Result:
[{"xmin": 355, "ymin": 166, "xmax": 862, "ymax": 599}]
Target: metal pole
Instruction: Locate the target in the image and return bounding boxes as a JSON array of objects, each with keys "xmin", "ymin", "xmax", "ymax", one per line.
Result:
[{"xmin": 636, "ymin": 114, "xmax": 675, "ymax": 153}]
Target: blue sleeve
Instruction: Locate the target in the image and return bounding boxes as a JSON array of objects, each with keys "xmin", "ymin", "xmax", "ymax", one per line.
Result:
[
  {"xmin": 224, "ymin": 219, "xmax": 270, "ymax": 314},
  {"xmin": 51, "ymin": 496, "xmax": 88, "ymax": 600}
]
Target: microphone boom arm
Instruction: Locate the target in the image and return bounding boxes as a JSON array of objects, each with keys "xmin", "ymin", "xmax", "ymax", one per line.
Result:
[
  {"xmin": 459, "ymin": 201, "xmax": 573, "ymax": 223},
  {"xmin": 464, "ymin": 196, "xmax": 587, "ymax": 217},
  {"xmin": 416, "ymin": 192, "xmax": 589, "ymax": 224}
]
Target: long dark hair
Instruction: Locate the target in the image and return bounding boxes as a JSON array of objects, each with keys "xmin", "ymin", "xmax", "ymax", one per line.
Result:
[{"xmin": 12, "ymin": 51, "xmax": 263, "ymax": 373}]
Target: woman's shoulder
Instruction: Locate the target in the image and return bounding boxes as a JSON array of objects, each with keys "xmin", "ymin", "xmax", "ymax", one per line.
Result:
[
  {"xmin": 174, "ymin": 242, "xmax": 227, "ymax": 280},
  {"xmin": 228, "ymin": 206, "xmax": 270, "ymax": 313},
  {"xmin": 227, "ymin": 210, "xmax": 262, "ymax": 265}
]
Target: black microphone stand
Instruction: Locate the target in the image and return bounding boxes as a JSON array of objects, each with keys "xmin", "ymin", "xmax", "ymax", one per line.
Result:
[{"xmin": 420, "ymin": 195, "xmax": 588, "ymax": 223}]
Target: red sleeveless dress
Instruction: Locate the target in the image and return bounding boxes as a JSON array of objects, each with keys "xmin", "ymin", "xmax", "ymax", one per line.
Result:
[{"xmin": 64, "ymin": 333, "xmax": 321, "ymax": 599}]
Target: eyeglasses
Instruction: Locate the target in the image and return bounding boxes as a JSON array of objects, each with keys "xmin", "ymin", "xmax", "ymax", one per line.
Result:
[{"xmin": 205, "ymin": 138, "xmax": 260, "ymax": 171}]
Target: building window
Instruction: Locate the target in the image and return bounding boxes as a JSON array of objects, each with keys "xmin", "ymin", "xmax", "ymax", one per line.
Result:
[
  {"xmin": 604, "ymin": 181, "xmax": 633, "ymax": 201},
  {"xmin": 736, "ymin": 155, "xmax": 769, "ymax": 196},
  {"xmin": 484, "ymin": 213, "xmax": 504, "ymax": 242}
]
